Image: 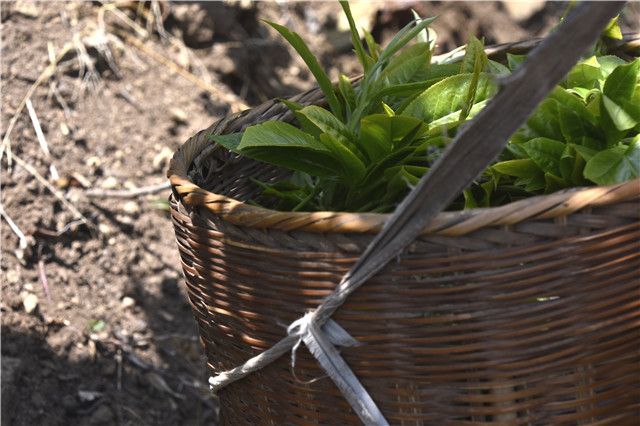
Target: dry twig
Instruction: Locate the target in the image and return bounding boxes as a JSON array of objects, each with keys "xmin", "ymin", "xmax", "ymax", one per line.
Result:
[
  {"xmin": 8, "ymin": 152, "xmax": 96, "ymax": 231},
  {"xmin": 25, "ymin": 98, "xmax": 60, "ymax": 180},
  {"xmin": 0, "ymin": 204, "xmax": 30, "ymax": 250}
]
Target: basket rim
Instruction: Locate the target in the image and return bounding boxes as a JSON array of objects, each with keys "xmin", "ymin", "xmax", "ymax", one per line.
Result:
[
  {"xmin": 169, "ymin": 133, "xmax": 639, "ymax": 236},
  {"xmin": 168, "ymin": 37, "xmax": 640, "ymax": 237}
]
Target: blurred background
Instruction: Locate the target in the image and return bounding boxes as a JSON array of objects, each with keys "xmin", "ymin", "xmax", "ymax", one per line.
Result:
[{"xmin": 1, "ymin": 1, "xmax": 638, "ymax": 425}]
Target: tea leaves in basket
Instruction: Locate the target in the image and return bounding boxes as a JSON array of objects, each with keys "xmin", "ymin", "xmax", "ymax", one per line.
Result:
[{"xmin": 211, "ymin": 5, "xmax": 639, "ymax": 212}]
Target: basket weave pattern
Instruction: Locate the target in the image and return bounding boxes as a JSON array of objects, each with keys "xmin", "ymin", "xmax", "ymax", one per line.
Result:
[{"xmin": 169, "ymin": 59, "xmax": 640, "ymax": 423}]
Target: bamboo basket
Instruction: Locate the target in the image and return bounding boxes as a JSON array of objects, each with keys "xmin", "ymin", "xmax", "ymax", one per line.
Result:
[{"xmin": 168, "ymin": 40, "xmax": 640, "ymax": 424}]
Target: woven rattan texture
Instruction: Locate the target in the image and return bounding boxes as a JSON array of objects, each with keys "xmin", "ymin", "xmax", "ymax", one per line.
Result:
[
  {"xmin": 171, "ymin": 197, "xmax": 639, "ymax": 424},
  {"xmin": 168, "ymin": 39, "xmax": 640, "ymax": 424}
]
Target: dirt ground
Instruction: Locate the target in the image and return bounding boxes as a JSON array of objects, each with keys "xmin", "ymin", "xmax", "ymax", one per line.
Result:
[{"xmin": 1, "ymin": 2, "xmax": 638, "ymax": 425}]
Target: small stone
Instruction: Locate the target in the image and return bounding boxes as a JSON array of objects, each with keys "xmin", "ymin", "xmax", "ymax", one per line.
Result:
[
  {"xmin": 70, "ymin": 296, "xmax": 80, "ymax": 305},
  {"xmin": 98, "ymin": 223, "xmax": 112, "ymax": 235},
  {"xmin": 121, "ymin": 296, "xmax": 135, "ymax": 309},
  {"xmin": 21, "ymin": 292, "xmax": 38, "ymax": 314},
  {"xmin": 86, "ymin": 156, "xmax": 102, "ymax": 170},
  {"xmin": 170, "ymin": 107, "xmax": 188, "ymax": 124},
  {"xmin": 60, "ymin": 122, "xmax": 70, "ymax": 136},
  {"xmin": 5, "ymin": 269, "xmax": 19, "ymax": 284},
  {"xmin": 122, "ymin": 201, "xmax": 139, "ymax": 215},
  {"xmin": 101, "ymin": 176, "xmax": 119, "ymax": 189},
  {"xmin": 123, "ymin": 180, "xmax": 137, "ymax": 190},
  {"xmin": 115, "ymin": 214, "xmax": 133, "ymax": 225},
  {"xmin": 78, "ymin": 390, "xmax": 103, "ymax": 403},
  {"xmin": 23, "ymin": 283, "xmax": 34, "ymax": 292}
]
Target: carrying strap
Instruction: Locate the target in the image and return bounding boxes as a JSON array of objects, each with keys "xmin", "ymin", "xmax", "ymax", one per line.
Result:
[{"xmin": 208, "ymin": 3, "xmax": 627, "ymax": 424}]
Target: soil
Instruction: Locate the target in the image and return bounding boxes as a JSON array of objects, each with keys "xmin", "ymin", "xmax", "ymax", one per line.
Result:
[{"xmin": 1, "ymin": 2, "xmax": 638, "ymax": 425}]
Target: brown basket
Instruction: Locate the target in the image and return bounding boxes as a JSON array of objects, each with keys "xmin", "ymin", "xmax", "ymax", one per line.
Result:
[{"xmin": 168, "ymin": 40, "xmax": 640, "ymax": 424}]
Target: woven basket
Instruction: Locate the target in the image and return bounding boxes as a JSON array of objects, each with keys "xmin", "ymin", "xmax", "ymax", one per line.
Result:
[{"xmin": 168, "ymin": 40, "xmax": 640, "ymax": 424}]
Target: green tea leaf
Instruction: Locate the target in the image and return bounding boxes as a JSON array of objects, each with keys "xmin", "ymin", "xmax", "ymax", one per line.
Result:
[
  {"xmin": 487, "ymin": 60, "xmax": 510, "ymax": 78},
  {"xmin": 459, "ymin": 36, "xmax": 487, "ymax": 74},
  {"xmin": 492, "ymin": 159, "xmax": 541, "ymax": 178},
  {"xmin": 522, "ymin": 137, "xmax": 566, "ymax": 176},
  {"xmin": 597, "ymin": 55, "xmax": 626, "ymax": 79},
  {"xmin": 602, "ymin": 16, "xmax": 623, "ymax": 40},
  {"xmin": 584, "ymin": 139, "xmax": 640, "ymax": 185},
  {"xmin": 523, "ymin": 98, "xmax": 564, "ymax": 141},
  {"xmin": 557, "ymin": 102, "xmax": 602, "ymax": 146},
  {"xmin": 384, "ymin": 165, "xmax": 422, "ymax": 203},
  {"xmin": 210, "ymin": 132, "xmax": 243, "ymax": 153},
  {"xmin": 459, "ymin": 36, "xmax": 487, "ymax": 121},
  {"xmin": 338, "ymin": 74, "xmax": 357, "ymax": 113},
  {"xmin": 381, "ymin": 42, "xmax": 432, "ymax": 86},
  {"xmin": 297, "ymin": 106, "xmax": 362, "ymax": 158},
  {"xmin": 378, "ymin": 16, "xmax": 436, "ymax": 64},
  {"xmin": 339, "ymin": 1, "xmax": 370, "ymax": 72},
  {"xmin": 463, "ymin": 188, "xmax": 478, "ymax": 209},
  {"xmin": 238, "ymin": 121, "xmax": 341, "ymax": 177},
  {"xmin": 573, "ymin": 144, "xmax": 599, "ymax": 162},
  {"xmin": 381, "ymin": 102, "xmax": 395, "ymax": 116},
  {"xmin": 603, "ymin": 59, "xmax": 640, "ymax": 104},
  {"xmin": 411, "ymin": 9, "xmax": 428, "ymax": 43},
  {"xmin": 507, "ymin": 53, "xmax": 526, "ymax": 71},
  {"xmin": 602, "ymin": 95, "xmax": 638, "ymax": 131},
  {"xmin": 402, "ymin": 73, "xmax": 497, "ymax": 126},
  {"xmin": 265, "ymin": 21, "xmax": 342, "ymax": 118},
  {"xmin": 544, "ymin": 172, "xmax": 567, "ymax": 193},
  {"xmin": 359, "ymin": 114, "xmax": 424, "ymax": 161},
  {"xmin": 362, "ymin": 29, "xmax": 380, "ymax": 61},
  {"xmin": 318, "ymin": 133, "xmax": 366, "ymax": 180},
  {"xmin": 566, "ymin": 56, "xmax": 601, "ymax": 89},
  {"xmin": 279, "ymin": 99, "xmax": 324, "ymax": 137}
]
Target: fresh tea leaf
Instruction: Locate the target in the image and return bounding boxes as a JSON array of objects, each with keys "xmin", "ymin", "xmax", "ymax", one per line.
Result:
[
  {"xmin": 566, "ymin": 56, "xmax": 601, "ymax": 89},
  {"xmin": 583, "ymin": 139, "xmax": 640, "ymax": 185},
  {"xmin": 411, "ymin": 9, "xmax": 428, "ymax": 43},
  {"xmin": 265, "ymin": 21, "xmax": 343, "ymax": 119},
  {"xmin": 402, "ymin": 73, "xmax": 497, "ymax": 127},
  {"xmin": 522, "ymin": 137, "xmax": 566, "ymax": 176},
  {"xmin": 459, "ymin": 36, "xmax": 487, "ymax": 121},
  {"xmin": 362, "ymin": 29, "xmax": 380, "ymax": 61},
  {"xmin": 359, "ymin": 114, "xmax": 424, "ymax": 161},
  {"xmin": 602, "ymin": 16, "xmax": 623, "ymax": 40},
  {"xmin": 339, "ymin": 1, "xmax": 371, "ymax": 72},
  {"xmin": 238, "ymin": 121, "xmax": 342, "ymax": 177},
  {"xmin": 210, "ymin": 132, "xmax": 243, "ymax": 152},
  {"xmin": 318, "ymin": 133, "xmax": 366, "ymax": 180},
  {"xmin": 603, "ymin": 59, "xmax": 640, "ymax": 104},
  {"xmin": 507, "ymin": 53, "xmax": 526, "ymax": 71},
  {"xmin": 459, "ymin": 36, "xmax": 487, "ymax": 74},
  {"xmin": 381, "ymin": 42, "xmax": 432, "ymax": 86},
  {"xmin": 602, "ymin": 95, "xmax": 639, "ymax": 131},
  {"xmin": 338, "ymin": 74, "xmax": 357, "ymax": 114},
  {"xmin": 492, "ymin": 159, "xmax": 542, "ymax": 178},
  {"xmin": 297, "ymin": 106, "xmax": 360, "ymax": 155}
]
